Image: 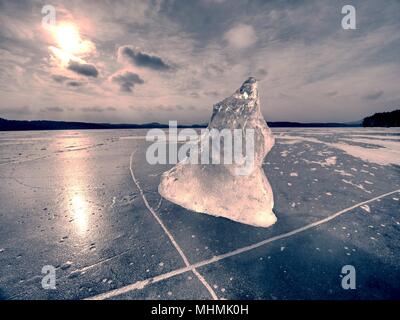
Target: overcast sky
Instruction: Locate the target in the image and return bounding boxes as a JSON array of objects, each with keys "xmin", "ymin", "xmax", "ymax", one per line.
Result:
[{"xmin": 0, "ymin": 0, "xmax": 399, "ymax": 124}]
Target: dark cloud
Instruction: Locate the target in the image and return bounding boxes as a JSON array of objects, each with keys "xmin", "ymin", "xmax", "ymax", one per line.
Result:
[
  {"xmin": 158, "ymin": 104, "xmax": 196, "ymax": 111},
  {"xmin": 1, "ymin": 105, "xmax": 31, "ymax": 115},
  {"xmin": 51, "ymin": 75, "xmax": 71, "ymax": 83},
  {"xmin": 364, "ymin": 90, "xmax": 384, "ymax": 100},
  {"xmin": 51, "ymin": 75, "xmax": 84, "ymax": 88},
  {"xmin": 82, "ymin": 106, "xmax": 116, "ymax": 113},
  {"xmin": 158, "ymin": 0, "xmax": 235, "ymax": 42},
  {"xmin": 67, "ymin": 81, "xmax": 84, "ymax": 87},
  {"xmin": 41, "ymin": 106, "xmax": 64, "ymax": 113},
  {"xmin": 118, "ymin": 46, "xmax": 171, "ymax": 71},
  {"xmin": 67, "ymin": 61, "xmax": 99, "ymax": 78},
  {"xmin": 111, "ymin": 71, "xmax": 144, "ymax": 92}
]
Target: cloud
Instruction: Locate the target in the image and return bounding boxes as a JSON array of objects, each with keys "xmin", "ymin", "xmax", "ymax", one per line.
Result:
[
  {"xmin": 325, "ymin": 91, "xmax": 338, "ymax": 97},
  {"xmin": 82, "ymin": 106, "xmax": 116, "ymax": 113},
  {"xmin": 118, "ymin": 46, "xmax": 171, "ymax": 71},
  {"xmin": 66, "ymin": 81, "xmax": 84, "ymax": 87},
  {"xmin": 41, "ymin": 106, "xmax": 64, "ymax": 113},
  {"xmin": 0, "ymin": 105, "xmax": 31, "ymax": 115},
  {"xmin": 111, "ymin": 71, "xmax": 144, "ymax": 92},
  {"xmin": 255, "ymin": 68, "xmax": 268, "ymax": 79},
  {"xmin": 51, "ymin": 75, "xmax": 84, "ymax": 88},
  {"xmin": 51, "ymin": 75, "xmax": 71, "ymax": 83},
  {"xmin": 364, "ymin": 90, "xmax": 384, "ymax": 100},
  {"xmin": 1, "ymin": 0, "xmax": 400, "ymax": 124},
  {"xmin": 224, "ymin": 24, "xmax": 257, "ymax": 49},
  {"xmin": 67, "ymin": 61, "xmax": 99, "ymax": 78}
]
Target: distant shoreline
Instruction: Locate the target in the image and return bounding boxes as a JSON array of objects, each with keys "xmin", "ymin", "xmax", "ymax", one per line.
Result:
[{"xmin": 0, "ymin": 118, "xmax": 363, "ymax": 131}]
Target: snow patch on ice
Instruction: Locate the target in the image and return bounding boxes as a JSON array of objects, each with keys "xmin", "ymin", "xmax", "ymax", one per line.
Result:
[
  {"xmin": 276, "ymin": 132, "xmax": 400, "ymax": 166},
  {"xmin": 325, "ymin": 156, "xmax": 337, "ymax": 166},
  {"xmin": 303, "ymin": 156, "xmax": 337, "ymax": 168},
  {"xmin": 342, "ymin": 179, "xmax": 371, "ymax": 193},
  {"xmin": 334, "ymin": 169, "xmax": 353, "ymax": 177},
  {"xmin": 361, "ymin": 205, "xmax": 371, "ymax": 213},
  {"xmin": 330, "ymin": 141, "xmax": 400, "ymax": 166},
  {"xmin": 277, "ymin": 135, "xmax": 322, "ymax": 145}
]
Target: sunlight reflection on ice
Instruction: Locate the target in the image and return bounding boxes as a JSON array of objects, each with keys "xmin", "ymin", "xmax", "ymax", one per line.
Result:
[{"xmin": 71, "ymin": 194, "xmax": 88, "ymax": 234}]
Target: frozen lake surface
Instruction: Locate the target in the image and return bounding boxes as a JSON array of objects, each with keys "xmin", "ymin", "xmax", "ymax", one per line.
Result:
[{"xmin": 0, "ymin": 128, "xmax": 399, "ymax": 299}]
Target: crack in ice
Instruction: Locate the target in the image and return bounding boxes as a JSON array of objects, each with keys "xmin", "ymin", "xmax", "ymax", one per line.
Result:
[
  {"xmin": 128, "ymin": 152, "xmax": 218, "ymax": 300},
  {"xmin": 86, "ymin": 186, "xmax": 400, "ymax": 300}
]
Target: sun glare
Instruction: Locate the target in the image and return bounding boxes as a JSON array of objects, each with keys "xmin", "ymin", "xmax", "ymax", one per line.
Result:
[
  {"xmin": 71, "ymin": 194, "xmax": 88, "ymax": 234},
  {"xmin": 51, "ymin": 22, "xmax": 94, "ymax": 57},
  {"xmin": 54, "ymin": 23, "xmax": 81, "ymax": 54}
]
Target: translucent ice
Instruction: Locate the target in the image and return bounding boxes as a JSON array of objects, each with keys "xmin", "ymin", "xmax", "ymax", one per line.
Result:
[{"xmin": 158, "ymin": 77, "xmax": 277, "ymax": 227}]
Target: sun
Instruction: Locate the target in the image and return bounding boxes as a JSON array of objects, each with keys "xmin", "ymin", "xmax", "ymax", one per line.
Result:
[
  {"xmin": 51, "ymin": 22, "xmax": 94, "ymax": 57},
  {"xmin": 53, "ymin": 23, "xmax": 81, "ymax": 54},
  {"xmin": 47, "ymin": 22, "xmax": 95, "ymax": 68}
]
